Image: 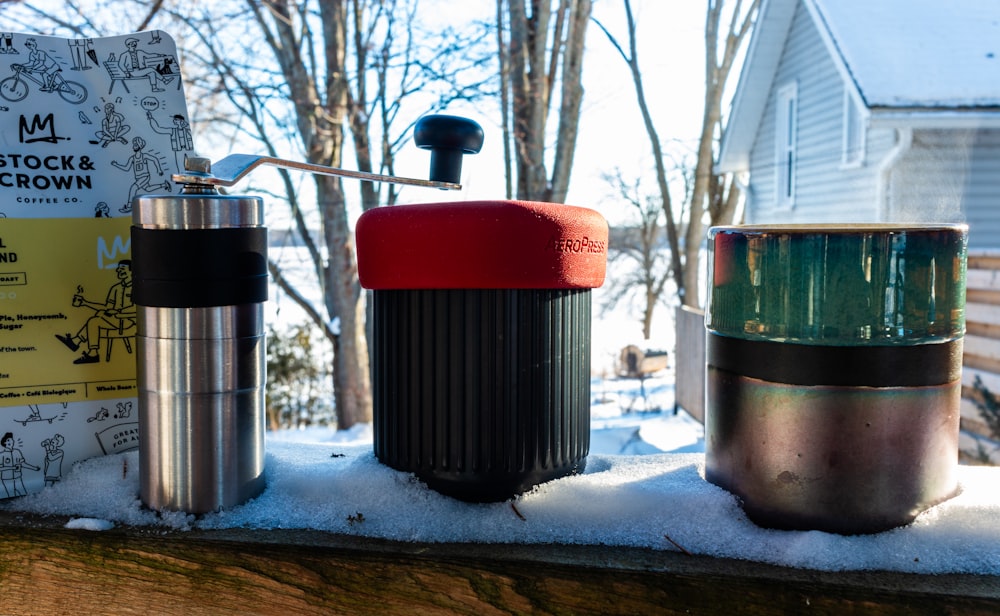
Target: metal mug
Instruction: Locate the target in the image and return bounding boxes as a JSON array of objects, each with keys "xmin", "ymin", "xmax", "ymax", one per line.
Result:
[{"xmin": 704, "ymin": 223, "xmax": 967, "ymax": 534}]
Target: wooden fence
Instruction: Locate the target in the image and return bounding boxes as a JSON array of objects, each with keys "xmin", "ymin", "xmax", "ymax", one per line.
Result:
[
  {"xmin": 674, "ymin": 251, "xmax": 1000, "ymax": 464},
  {"xmin": 674, "ymin": 305, "xmax": 706, "ymax": 423},
  {"xmin": 960, "ymin": 251, "xmax": 1000, "ymax": 463}
]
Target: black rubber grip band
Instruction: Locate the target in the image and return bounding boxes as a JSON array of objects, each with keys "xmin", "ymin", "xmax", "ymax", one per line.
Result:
[
  {"xmin": 132, "ymin": 227, "xmax": 268, "ymax": 307},
  {"xmin": 707, "ymin": 332, "xmax": 962, "ymax": 387}
]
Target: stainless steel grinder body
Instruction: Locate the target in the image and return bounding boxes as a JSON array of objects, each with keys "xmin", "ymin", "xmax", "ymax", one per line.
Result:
[{"xmin": 132, "ymin": 186, "xmax": 267, "ymax": 513}]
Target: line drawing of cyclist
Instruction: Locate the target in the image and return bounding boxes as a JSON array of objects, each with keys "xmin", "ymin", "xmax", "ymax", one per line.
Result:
[
  {"xmin": 22, "ymin": 37, "xmax": 60, "ymax": 91},
  {"xmin": 112, "ymin": 136, "xmax": 171, "ymax": 213}
]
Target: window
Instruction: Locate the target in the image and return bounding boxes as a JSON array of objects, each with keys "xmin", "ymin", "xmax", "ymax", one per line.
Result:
[
  {"xmin": 842, "ymin": 90, "xmax": 866, "ymax": 166},
  {"xmin": 775, "ymin": 82, "xmax": 798, "ymax": 208}
]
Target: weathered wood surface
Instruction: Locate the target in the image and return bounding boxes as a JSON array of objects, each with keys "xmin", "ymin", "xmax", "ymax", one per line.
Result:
[{"xmin": 0, "ymin": 511, "xmax": 996, "ymax": 615}]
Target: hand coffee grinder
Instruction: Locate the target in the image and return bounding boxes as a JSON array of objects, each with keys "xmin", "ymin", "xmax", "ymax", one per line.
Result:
[
  {"xmin": 356, "ymin": 118, "xmax": 609, "ymax": 502},
  {"xmin": 131, "ymin": 115, "xmax": 482, "ymax": 513}
]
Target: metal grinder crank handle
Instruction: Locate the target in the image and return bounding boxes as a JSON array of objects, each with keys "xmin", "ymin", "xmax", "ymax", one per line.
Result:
[{"xmin": 172, "ymin": 114, "xmax": 485, "ymax": 190}]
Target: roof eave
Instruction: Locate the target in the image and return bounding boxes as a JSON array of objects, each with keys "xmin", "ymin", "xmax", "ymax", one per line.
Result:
[
  {"xmin": 870, "ymin": 108, "xmax": 1000, "ymax": 129},
  {"xmin": 717, "ymin": 0, "xmax": 798, "ymax": 173}
]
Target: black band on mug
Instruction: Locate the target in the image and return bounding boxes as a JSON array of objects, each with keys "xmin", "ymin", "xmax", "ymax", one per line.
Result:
[{"xmin": 707, "ymin": 332, "xmax": 962, "ymax": 387}]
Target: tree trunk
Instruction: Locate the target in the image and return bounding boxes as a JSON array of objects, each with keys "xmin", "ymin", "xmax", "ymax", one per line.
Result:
[
  {"xmin": 313, "ymin": 0, "xmax": 372, "ymax": 428},
  {"xmin": 506, "ymin": 0, "xmax": 589, "ymax": 203},
  {"xmin": 682, "ymin": 94, "xmax": 722, "ymax": 308},
  {"xmin": 318, "ymin": 175, "xmax": 373, "ymax": 428},
  {"xmin": 597, "ymin": 0, "xmax": 759, "ymax": 308},
  {"xmin": 549, "ymin": 0, "xmax": 591, "ymax": 203}
]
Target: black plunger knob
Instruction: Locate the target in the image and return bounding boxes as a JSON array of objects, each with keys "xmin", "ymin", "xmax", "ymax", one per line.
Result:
[{"xmin": 414, "ymin": 115, "xmax": 484, "ymax": 184}]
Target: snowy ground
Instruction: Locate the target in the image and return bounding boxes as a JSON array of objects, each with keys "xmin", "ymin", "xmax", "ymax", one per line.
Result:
[{"xmin": 590, "ymin": 369, "xmax": 704, "ymax": 456}]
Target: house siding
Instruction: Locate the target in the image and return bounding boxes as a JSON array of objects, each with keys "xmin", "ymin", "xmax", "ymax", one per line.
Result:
[
  {"xmin": 747, "ymin": 2, "xmax": 881, "ymax": 224},
  {"xmin": 890, "ymin": 128, "xmax": 1000, "ymax": 249}
]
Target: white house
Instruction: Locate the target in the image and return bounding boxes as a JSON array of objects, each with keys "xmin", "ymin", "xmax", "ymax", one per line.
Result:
[{"xmin": 716, "ymin": 0, "xmax": 1000, "ymax": 249}]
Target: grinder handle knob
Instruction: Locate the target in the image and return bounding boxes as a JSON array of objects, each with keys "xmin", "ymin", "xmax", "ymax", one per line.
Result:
[{"xmin": 414, "ymin": 115, "xmax": 484, "ymax": 185}]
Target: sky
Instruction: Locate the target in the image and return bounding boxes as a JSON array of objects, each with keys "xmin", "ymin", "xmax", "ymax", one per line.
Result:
[
  {"xmin": 0, "ymin": 0, "xmax": 717, "ymax": 228},
  {"xmin": 391, "ymin": 1, "xmax": 709, "ymax": 226}
]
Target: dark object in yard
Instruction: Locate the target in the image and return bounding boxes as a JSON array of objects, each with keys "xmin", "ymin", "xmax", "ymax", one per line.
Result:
[
  {"xmin": 618, "ymin": 345, "xmax": 669, "ymax": 378},
  {"xmin": 358, "ymin": 199, "xmax": 608, "ymax": 502},
  {"xmin": 704, "ymin": 224, "xmax": 967, "ymax": 534}
]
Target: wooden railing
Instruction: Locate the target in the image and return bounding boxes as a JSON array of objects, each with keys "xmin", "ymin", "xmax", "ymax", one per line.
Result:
[{"xmin": 0, "ymin": 511, "xmax": 996, "ymax": 615}]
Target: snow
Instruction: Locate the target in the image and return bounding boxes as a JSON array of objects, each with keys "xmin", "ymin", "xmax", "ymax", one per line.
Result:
[
  {"xmin": 2, "ymin": 367, "xmax": 999, "ymax": 575},
  {"xmin": 813, "ymin": 0, "xmax": 1000, "ymax": 107},
  {"xmin": 64, "ymin": 517, "xmax": 116, "ymax": 532}
]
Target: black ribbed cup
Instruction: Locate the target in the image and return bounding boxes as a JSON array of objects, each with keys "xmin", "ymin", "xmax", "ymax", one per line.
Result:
[{"xmin": 372, "ymin": 288, "xmax": 591, "ymax": 502}]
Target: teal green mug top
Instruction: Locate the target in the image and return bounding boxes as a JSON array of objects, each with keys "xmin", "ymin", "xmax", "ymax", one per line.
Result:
[{"xmin": 706, "ymin": 224, "xmax": 968, "ymax": 345}]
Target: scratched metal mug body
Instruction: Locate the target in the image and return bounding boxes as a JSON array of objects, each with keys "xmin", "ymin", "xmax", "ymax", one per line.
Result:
[{"xmin": 705, "ymin": 224, "xmax": 967, "ymax": 534}]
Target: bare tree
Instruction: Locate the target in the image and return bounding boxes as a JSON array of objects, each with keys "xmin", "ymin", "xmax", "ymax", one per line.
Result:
[
  {"xmin": 684, "ymin": 0, "xmax": 758, "ymax": 307},
  {"xmin": 596, "ymin": 0, "xmax": 759, "ymax": 307},
  {"xmin": 601, "ymin": 170, "xmax": 672, "ymax": 340},
  {"xmin": 498, "ymin": 0, "xmax": 592, "ymax": 202},
  {"xmin": 183, "ymin": 0, "xmax": 494, "ymax": 428},
  {"xmin": 7, "ymin": 0, "xmax": 494, "ymax": 429},
  {"xmin": 601, "ymin": 161, "xmax": 693, "ymax": 340}
]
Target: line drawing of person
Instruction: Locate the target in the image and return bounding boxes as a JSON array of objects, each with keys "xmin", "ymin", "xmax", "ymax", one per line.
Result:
[
  {"xmin": 0, "ymin": 33, "xmax": 17, "ymax": 54},
  {"xmin": 41, "ymin": 434, "xmax": 65, "ymax": 487},
  {"xmin": 93, "ymin": 102, "xmax": 130, "ymax": 148},
  {"xmin": 112, "ymin": 136, "xmax": 171, "ymax": 213},
  {"xmin": 55, "ymin": 260, "xmax": 135, "ymax": 365},
  {"xmin": 147, "ymin": 111, "xmax": 192, "ymax": 172},
  {"xmin": 0, "ymin": 432, "xmax": 39, "ymax": 497},
  {"xmin": 23, "ymin": 37, "xmax": 60, "ymax": 91},
  {"xmin": 68, "ymin": 38, "xmax": 93, "ymax": 70},
  {"xmin": 117, "ymin": 37, "xmax": 173, "ymax": 92}
]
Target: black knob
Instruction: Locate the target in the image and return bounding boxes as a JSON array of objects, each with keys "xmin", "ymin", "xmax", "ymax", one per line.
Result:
[{"xmin": 414, "ymin": 115, "xmax": 484, "ymax": 184}]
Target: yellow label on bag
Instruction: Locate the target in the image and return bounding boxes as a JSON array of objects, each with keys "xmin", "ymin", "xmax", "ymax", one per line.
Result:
[{"xmin": 0, "ymin": 217, "xmax": 134, "ymax": 406}]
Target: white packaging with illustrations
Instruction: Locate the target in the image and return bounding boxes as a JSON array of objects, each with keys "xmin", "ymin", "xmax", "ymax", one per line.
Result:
[{"xmin": 0, "ymin": 30, "xmax": 192, "ymax": 498}]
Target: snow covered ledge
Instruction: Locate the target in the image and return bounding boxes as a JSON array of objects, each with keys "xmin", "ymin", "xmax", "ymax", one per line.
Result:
[{"xmin": 0, "ymin": 440, "xmax": 997, "ymax": 614}]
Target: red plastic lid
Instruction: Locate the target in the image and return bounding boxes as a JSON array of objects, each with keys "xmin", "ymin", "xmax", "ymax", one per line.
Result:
[{"xmin": 356, "ymin": 200, "xmax": 608, "ymax": 289}]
